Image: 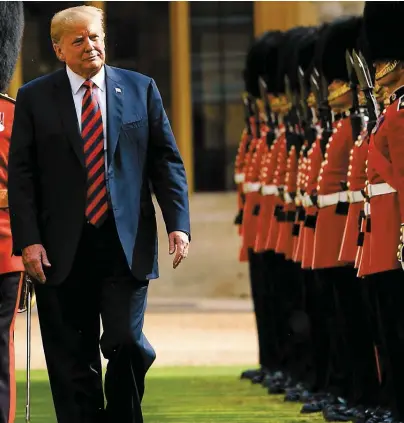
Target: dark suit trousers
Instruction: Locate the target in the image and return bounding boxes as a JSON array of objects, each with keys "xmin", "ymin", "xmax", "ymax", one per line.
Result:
[
  {"xmin": 0, "ymin": 272, "xmax": 23, "ymax": 423},
  {"xmin": 35, "ymin": 215, "xmax": 156, "ymax": 423}
]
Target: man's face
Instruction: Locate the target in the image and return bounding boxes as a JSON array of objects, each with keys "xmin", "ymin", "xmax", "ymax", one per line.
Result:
[{"xmin": 53, "ymin": 19, "xmax": 105, "ymax": 78}]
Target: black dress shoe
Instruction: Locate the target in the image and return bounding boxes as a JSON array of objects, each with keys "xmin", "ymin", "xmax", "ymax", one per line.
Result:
[
  {"xmin": 322, "ymin": 404, "xmax": 358, "ymax": 422},
  {"xmin": 301, "ymin": 399, "xmax": 330, "ymax": 413},
  {"xmin": 268, "ymin": 376, "xmax": 293, "ymax": 395},
  {"xmin": 251, "ymin": 372, "xmax": 266, "ymax": 384},
  {"xmin": 240, "ymin": 368, "xmax": 262, "ymax": 380},
  {"xmin": 300, "ymin": 395, "xmax": 340, "ymax": 414},
  {"xmin": 284, "ymin": 389, "xmax": 303, "ymax": 402}
]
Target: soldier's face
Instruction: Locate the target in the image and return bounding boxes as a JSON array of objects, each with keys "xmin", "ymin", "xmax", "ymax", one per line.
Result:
[
  {"xmin": 374, "ymin": 61, "xmax": 400, "ymax": 88},
  {"xmin": 328, "ymin": 80, "xmax": 352, "ymax": 110},
  {"xmin": 53, "ymin": 19, "xmax": 105, "ymax": 78}
]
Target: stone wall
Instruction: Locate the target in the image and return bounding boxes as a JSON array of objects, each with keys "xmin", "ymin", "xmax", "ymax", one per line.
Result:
[{"xmin": 148, "ymin": 192, "xmax": 250, "ymax": 300}]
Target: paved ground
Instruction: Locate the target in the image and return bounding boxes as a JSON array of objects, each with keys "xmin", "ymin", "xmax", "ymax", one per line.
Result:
[{"xmin": 14, "ymin": 298, "xmax": 258, "ymax": 370}]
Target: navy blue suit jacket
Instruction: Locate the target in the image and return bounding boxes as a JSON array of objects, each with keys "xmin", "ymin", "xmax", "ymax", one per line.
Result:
[{"xmin": 8, "ymin": 65, "xmax": 191, "ymax": 284}]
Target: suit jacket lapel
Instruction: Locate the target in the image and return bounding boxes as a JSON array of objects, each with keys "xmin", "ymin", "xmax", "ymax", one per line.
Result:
[
  {"xmin": 53, "ymin": 69, "xmax": 85, "ymax": 168},
  {"xmin": 105, "ymin": 65, "xmax": 124, "ymax": 167}
]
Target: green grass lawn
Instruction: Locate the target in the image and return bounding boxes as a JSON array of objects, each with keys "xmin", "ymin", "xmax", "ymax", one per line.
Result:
[{"xmin": 15, "ymin": 366, "xmax": 324, "ymax": 422}]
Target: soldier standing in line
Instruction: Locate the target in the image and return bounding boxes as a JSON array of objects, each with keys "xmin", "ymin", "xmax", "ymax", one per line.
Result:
[
  {"xmin": 0, "ymin": 3, "xmax": 25, "ymax": 423},
  {"xmin": 355, "ymin": 2, "xmax": 404, "ymax": 421},
  {"xmin": 239, "ymin": 32, "xmax": 277, "ymax": 383}
]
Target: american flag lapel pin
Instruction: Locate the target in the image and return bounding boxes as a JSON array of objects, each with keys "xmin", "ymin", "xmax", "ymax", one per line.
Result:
[{"xmin": 115, "ymin": 87, "xmax": 122, "ymax": 94}]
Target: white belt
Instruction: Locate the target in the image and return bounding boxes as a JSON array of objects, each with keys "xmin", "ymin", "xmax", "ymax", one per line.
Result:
[
  {"xmin": 284, "ymin": 192, "xmax": 293, "ymax": 204},
  {"xmin": 368, "ymin": 182, "xmax": 397, "ymax": 198},
  {"xmin": 302, "ymin": 193, "xmax": 314, "ymax": 208},
  {"xmin": 261, "ymin": 184, "xmax": 278, "ymax": 196},
  {"xmin": 234, "ymin": 173, "xmax": 245, "ymax": 184},
  {"xmin": 347, "ymin": 190, "xmax": 364, "ymax": 204},
  {"xmin": 243, "ymin": 182, "xmax": 261, "ymax": 194},
  {"xmin": 318, "ymin": 191, "xmax": 349, "ymax": 209}
]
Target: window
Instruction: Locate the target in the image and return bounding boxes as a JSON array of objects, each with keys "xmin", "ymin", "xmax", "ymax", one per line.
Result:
[
  {"xmin": 106, "ymin": 2, "xmax": 171, "ymax": 118},
  {"xmin": 191, "ymin": 1, "xmax": 254, "ymax": 191}
]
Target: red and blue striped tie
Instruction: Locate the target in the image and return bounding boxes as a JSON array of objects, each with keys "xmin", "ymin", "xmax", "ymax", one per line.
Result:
[{"xmin": 81, "ymin": 80, "xmax": 108, "ymax": 227}]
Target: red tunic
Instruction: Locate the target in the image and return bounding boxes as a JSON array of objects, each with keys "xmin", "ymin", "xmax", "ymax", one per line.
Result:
[
  {"xmin": 292, "ymin": 142, "xmax": 308, "ymax": 263},
  {"xmin": 339, "ymin": 131, "xmax": 368, "ymax": 263},
  {"xmin": 239, "ymin": 124, "xmax": 268, "ymax": 260},
  {"xmin": 312, "ymin": 117, "xmax": 354, "ymax": 269},
  {"xmin": 265, "ymin": 130, "xmax": 287, "ymax": 251},
  {"xmin": 234, "ymin": 128, "xmax": 251, "ymax": 236},
  {"xmin": 0, "ymin": 95, "xmax": 24, "ymax": 275},
  {"xmin": 254, "ymin": 134, "xmax": 281, "ymax": 253},
  {"xmin": 360, "ymin": 90, "xmax": 404, "ymax": 275},
  {"xmin": 301, "ymin": 137, "xmax": 322, "ymax": 269},
  {"xmin": 275, "ymin": 145, "xmax": 298, "ymax": 259}
]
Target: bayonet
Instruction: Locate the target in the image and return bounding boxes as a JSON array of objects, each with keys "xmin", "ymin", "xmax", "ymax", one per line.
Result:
[
  {"xmin": 242, "ymin": 93, "xmax": 253, "ymax": 136},
  {"xmin": 312, "ymin": 68, "xmax": 333, "ymax": 157},
  {"xmin": 298, "ymin": 66, "xmax": 309, "ymax": 122},
  {"xmin": 346, "ymin": 49, "xmax": 363, "ymax": 140},
  {"xmin": 253, "ymin": 97, "xmax": 261, "ymax": 139},
  {"xmin": 258, "ymin": 76, "xmax": 275, "ymax": 132},
  {"xmin": 352, "ymin": 49, "xmax": 379, "ymax": 131}
]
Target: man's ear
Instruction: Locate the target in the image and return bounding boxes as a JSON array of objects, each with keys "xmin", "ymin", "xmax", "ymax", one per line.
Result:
[{"xmin": 53, "ymin": 43, "xmax": 65, "ymax": 63}]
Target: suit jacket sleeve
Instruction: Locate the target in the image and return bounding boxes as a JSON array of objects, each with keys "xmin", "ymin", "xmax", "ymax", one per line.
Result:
[
  {"xmin": 8, "ymin": 87, "xmax": 41, "ymax": 254},
  {"xmin": 146, "ymin": 78, "xmax": 191, "ymax": 238}
]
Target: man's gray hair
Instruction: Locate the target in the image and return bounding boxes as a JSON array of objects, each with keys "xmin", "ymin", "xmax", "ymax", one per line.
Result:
[{"xmin": 51, "ymin": 5, "xmax": 104, "ymax": 44}]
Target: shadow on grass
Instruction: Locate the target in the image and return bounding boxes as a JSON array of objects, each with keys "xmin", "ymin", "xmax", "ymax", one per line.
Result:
[{"xmin": 15, "ymin": 368, "xmax": 323, "ymax": 423}]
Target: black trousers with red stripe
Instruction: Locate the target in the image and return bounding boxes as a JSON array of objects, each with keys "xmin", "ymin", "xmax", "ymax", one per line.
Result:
[{"xmin": 0, "ymin": 272, "xmax": 23, "ymax": 423}]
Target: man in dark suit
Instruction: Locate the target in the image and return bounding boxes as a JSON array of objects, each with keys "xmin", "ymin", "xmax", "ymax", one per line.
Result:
[{"xmin": 8, "ymin": 5, "xmax": 191, "ymax": 423}]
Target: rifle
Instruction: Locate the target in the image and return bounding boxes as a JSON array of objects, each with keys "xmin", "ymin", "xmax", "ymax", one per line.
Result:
[
  {"xmin": 298, "ymin": 66, "xmax": 316, "ymax": 147},
  {"xmin": 242, "ymin": 92, "xmax": 253, "ymax": 136},
  {"xmin": 258, "ymin": 77, "xmax": 276, "ymax": 148},
  {"xmin": 352, "ymin": 49, "xmax": 379, "ymax": 133},
  {"xmin": 311, "ymin": 68, "xmax": 333, "ymax": 157},
  {"xmin": 253, "ymin": 95, "xmax": 261, "ymax": 139},
  {"xmin": 258, "ymin": 77, "xmax": 275, "ymax": 131},
  {"xmin": 346, "ymin": 50, "xmax": 363, "ymax": 140}
]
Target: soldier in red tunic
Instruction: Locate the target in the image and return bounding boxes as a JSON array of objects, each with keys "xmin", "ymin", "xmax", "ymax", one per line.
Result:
[
  {"xmin": 298, "ymin": 17, "xmax": 382, "ymax": 418},
  {"xmin": 358, "ymin": 2, "xmax": 404, "ymax": 420},
  {"xmin": 239, "ymin": 31, "xmax": 284, "ymax": 384},
  {"xmin": 0, "ymin": 3, "xmax": 25, "ymax": 423}
]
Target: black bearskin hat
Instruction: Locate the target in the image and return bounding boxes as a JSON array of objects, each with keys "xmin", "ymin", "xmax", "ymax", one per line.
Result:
[
  {"xmin": 287, "ymin": 27, "xmax": 319, "ymax": 93},
  {"xmin": 0, "ymin": 1, "xmax": 24, "ymax": 93},
  {"xmin": 363, "ymin": 1, "xmax": 404, "ymax": 62},
  {"xmin": 261, "ymin": 31, "xmax": 284, "ymax": 93},
  {"xmin": 316, "ymin": 16, "xmax": 362, "ymax": 84},
  {"xmin": 244, "ymin": 31, "xmax": 282, "ymax": 97},
  {"xmin": 276, "ymin": 26, "xmax": 308, "ymax": 95}
]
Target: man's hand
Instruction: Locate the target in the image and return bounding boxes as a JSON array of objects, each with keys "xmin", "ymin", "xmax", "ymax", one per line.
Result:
[
  {"xmin": 22, "ymin": 244, "xmax": 51, "ymax": 284},
  {"xmin": 168, "ymin": 231, "xmax": 190, "ymax": 269}
]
